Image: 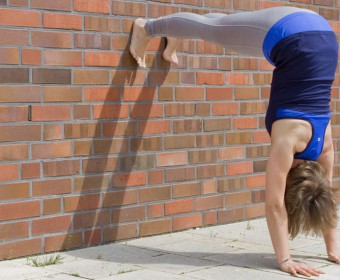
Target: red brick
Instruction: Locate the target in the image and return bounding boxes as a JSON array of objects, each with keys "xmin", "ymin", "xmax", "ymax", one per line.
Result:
[
  {"xmin": 45, "ymin": 232, "xmax": 82, "ymax": 252},
  {"xmin": 65, "ymin": 123, "xmax": 100, "ymax": 139},
  {"xmin": 112, "ymin": 0, "xmax": 146, "ymax": 16},
  {"xmin": 31, "ymin": 105, "xmax": 71, "ymax": 121},
  {"xmin": 43, "ymin": 12, "xmax": 82, "ymax": 30},
  {"xmin": 203, "ymin": 211, "xmax": 217, "ymax": 226},
  {"xmin": 112, "ymin": 206, "xmax": 145, "ymax": 223},
  {"xmin": 217, "ymin": 208, "xmax": 244, "ymax": 223},
  {"xmin": 84, "ymin": 229, "xmax": 101, "ymax": 245},
  {"xmin": 43, "ymin": 159, "xmax": 80, "ymax": 177},
  {"xmin": 0, "ymin": 48, "xmax": 19, "ymax": 64},
  {"xmin": 0, "ymin": 29, "xmax": 28, "ymax": 46},
  {"xmin": 32, "ymin": 141, "xmax": 72, "ymax": 159},
  {"xmin": 32, "ymin": 216, "xmax": 71, "ymax": 235},
  {"xmin": 0, "ymin": 221, "xmax": 29, "ymax": 241},
  {"xmin": 233, "ymin": 117, "xmax": 258, "ymax": 130},
  {"xmin": 103, "ymin": 224, "xmax": 138, "ymax": 242},
  {"xmin": 172, "ymin": 213, "xmax": 201, "ymax": 231},
  {"xmin": 172, "ymin": 182, "xmax": 201, "ymax": 198},
  {"xmin": 197, "ymin": 72, "xmax": 224, "ymax": 85},
  {"xmin": 0, "ymin": 164, "xmax": 18, "ymax": 181},
  {"xmin": 156, "ymin": 151, "xmax": 188, "ymax": 167},
  {"xmin": 64, "ymin": 194, "xmax": 101, "ymax": 212},
  {"xmin": 219, "ymin": 147, "xmax": 245, "ymax": 161},
  {"xmin": 84, "ymin": 15, "xmax": 120, "ymax": 32},
  {"xmin": 246, "ymin": 204, "xmax": 265, "ymax": 219},
  {"xmin": 0, "ymin": 125, "xmax": 41, "ymax": 142},
  {"xmin": 206, "ymin": 87, "xmax": 233, "ymax": 100},
  {"xmin": 130, "ymin": 104, "xmax": 164, "ymax": 119},
  {"xmin": 253, "ymin": 131, "xmax": 270, "ymax": 144},
  {"xmin": 74, "ymin": 0, "xmax": 111, "ymax": 13},
  {"xmin": 22, "ymin": 162, "xmax": 40, "ymax": 179},
  {"xmin": 0, "ymin": 182, "xmax": 29, "ymax": 201},
  {"xmin": 32, "ymin": 178, "xmax": 72, "ymax": 196},
  {"xmin": 85, "ymin": 51, "xmax": 120, "ymax": 67},
  {"xmin": 22, "ymin": 49, "xmax": 41, "ymax": 65},
  {"xmin": 147, "ymin": 203, "xmax": 164, "ymax": 218},
  {"xmin": 112, "ymin": 172, "xmax": 147, "ymax": 187},
  {"xmin": 43, "ymin": 124, "xmax": 63, "ymax": 140},
  {"xmin": 226, "ymin": 73, "xmax": 253, "ymax": 85},
  {"xmin": 246, "ymin": 174, "xmax": 266, "ymax": 189},
  {"xmin": 32, "ymin": 31, "xmax": 72, "ymax": 48},
  {"xmin": 0, "ymin": 8, "xmax": 40, "ymax": 27},
  {"xmin": 139, "ymin": 120, "xmax": 171, "ymax": 135},
  {"xmin": 202, "ymin": 180, "xmax": 217, "ymax": 194},
  {"xmin": 212, "ymin": 102, "xmax": 239, "ymax": 115},
  {"xmin": 82, "ymin": 157, "xmax": 118, "ymax": 173},
  {"xmin": 139, "ymin": 219, "xmax": 171, "ymax": 237},
  {"xmin": 196, "ymin": 195, "xmax": 224, "ymax": 211},
  {"xmin": 0, "ymin": 86, "xmax": 40, "ymax": 103},
  {"xmin": 44, "ymin": 86, "xmax": 82, "ymax": 102},
  {"xmin": 102, "ymin": 190, "xmax": 138, "ymax": 207},
  {"xmin": 148, "ymin": 170, "xmax": 164, "ymax": 185},
  {"xmin": 74, "ymin": 69, "xmax": 110, "ymax": 85},
  {"xmin": 0, "ymin": 238, "xmax": 41, "ymax": 260},
  {"xmin": 31, "ymin": 0, "xmax": 71, "ymax": 11},
  {"xmin": 197, "ymin": 164, "xmax": 224, "ymax": 179},
  {"xmin": 44, "ymin": 50, "xmax": 82, "ymax": 66},
  {"xmin": 139, "ymin": 186, "xmax": 171, "ymax": 203},
  {"xmin": 227, "ymin": 161, "xmax": 253, "ymax": 176},
  {"xmin": 165, "ymin": 167, "xmax": 195, "ymax": 183},
  {"xmin": 84, "ymin": 87, "xmax": 120, "ymax": 102},
  {"xmin": 74, "ymin": 211, "xmax": 110, "ymax": 229},
  {"xmin": 0, "ymin": 106, "xmax": 28, "ymax": 123},
  {"xmin": 165, "ymin": 199, "xmax": 194, "ymax": 216},
  {"xmin": 43, "ymin": 198, "xmax": 61, "ymax": 215},
  {"xmin": 0, "ymin": 144, "xmax": 28, "ymax": 161},
  {"xmin": 0, "ymin": 201, "xmax": 40, "ymax": 221},
  {"xmin": 226, "ymin": 191, "xmax": 251, "ymax": 207}
]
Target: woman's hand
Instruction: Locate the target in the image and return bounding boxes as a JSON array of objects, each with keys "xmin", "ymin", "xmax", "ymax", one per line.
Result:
[
  {"xmin": 328, "ymin": 253, "xmax": 340, "ymax": 264},
  {"xmin": 279, "ymin": 259, "xmax": 324, "ymax": 277}
]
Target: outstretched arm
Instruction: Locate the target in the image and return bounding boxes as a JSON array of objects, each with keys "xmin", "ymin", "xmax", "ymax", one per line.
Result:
[
  {"xmin": 266, "ymin": 121, "xmax": 324, "ymax": 276},
  {"xmin": 317, "ymin": 124, "xmax": 340, "ymax": 263}
]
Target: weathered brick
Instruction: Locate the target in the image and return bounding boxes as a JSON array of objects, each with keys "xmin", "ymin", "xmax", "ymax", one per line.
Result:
[
  {"xmin": 33, "ymin": 68, "xmax": 71, "ymax": 84},
  {"xmin": 0, "ymin": 182, "xmax": 29, "ymax": 200},
  {"xmin": 0, "ymin": 8, "xmax": 40, "ymax": 27},
  {"xmin": 43, "ymin": 12, "xmax": 82, "ymax": 30},
  {"xmin": 43, "ymin": 50, "xmax": 82, "ymax": 66},
  {"xmin": 0, "ymin": 201, "xmax": 40, "ymax": 221},
  {"xmin": 0, "ymin": 68, "xmax": 29, "ymax": 83},
  {"xmin": 32, "ymin": 178, "xmax": 71, "ymax": 196},
  {"xmin": 31, "ymin": 0, "xmax": 71, "ymax": 11},
  {"xmin": 74, "ymin": 0, "xmax": 110, "ymax": 13},
  {"xmin": 74, "ymin": 33, "xmax": 111, "ymax": 49}
]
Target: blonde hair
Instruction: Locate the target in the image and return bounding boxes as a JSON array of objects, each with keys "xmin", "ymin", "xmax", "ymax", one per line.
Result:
[{"xmin": 285, "ymin": 161, "xmax": 337, "ymax": 239}]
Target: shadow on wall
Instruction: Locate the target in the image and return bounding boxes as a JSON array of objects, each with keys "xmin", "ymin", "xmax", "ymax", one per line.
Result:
[{"xmin": 59, "ymin": 34, "xmax": 171, "ymax": 252}]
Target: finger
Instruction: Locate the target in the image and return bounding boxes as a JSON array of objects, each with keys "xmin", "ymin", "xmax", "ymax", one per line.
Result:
[{"xmin": 296, "ymin": 268, "xmax": 312, "ymax": 277}]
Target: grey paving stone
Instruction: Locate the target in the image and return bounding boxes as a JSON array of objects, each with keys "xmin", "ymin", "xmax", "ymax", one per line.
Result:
[
  {"xmin": 43, "ymin": 258, "xmax": 142, "ymax": 279},
  {"xmin": 65, "ymin": 243, "xmax": 161, "ymax": 264},
  {"xmin": 135, "ymin": 252, "xmax": 221, "ymax": 274},
  {"xmin": 98, "ymin": 269, "xmax": 195, "ymax": 280},
  {"xmin": 184, "ymin": 263, "xmax": 292, "ymax": 280},
  {"xmin": 0, "ymin": 261, "xmax": 52, "ymax": 280}
]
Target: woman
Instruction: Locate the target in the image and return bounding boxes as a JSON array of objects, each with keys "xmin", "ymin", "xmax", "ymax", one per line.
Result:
[{"xmin": 129, "ymin": 7, "xmax": 339, "ymax": 277}]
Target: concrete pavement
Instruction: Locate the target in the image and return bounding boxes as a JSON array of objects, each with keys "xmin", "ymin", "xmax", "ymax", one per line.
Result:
[{"xmin": 1, "ymin": 215, "xmax": 340, "ymax": 280}]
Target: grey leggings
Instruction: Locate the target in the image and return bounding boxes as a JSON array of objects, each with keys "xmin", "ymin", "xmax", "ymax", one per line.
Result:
[{"xmin": 145, "ymin": 7, "xmax": 316, "ymax": 57}]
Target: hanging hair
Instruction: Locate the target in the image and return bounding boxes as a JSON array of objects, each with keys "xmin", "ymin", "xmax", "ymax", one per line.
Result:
[{"xmin": 285, "ymin": 161, "xmax": 338, "ymax": 239}]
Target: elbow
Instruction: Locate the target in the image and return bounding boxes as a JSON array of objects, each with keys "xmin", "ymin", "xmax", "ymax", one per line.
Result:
[{"xmin": 265, "ymin": 201, "xmax": 286, "ymax": 217}]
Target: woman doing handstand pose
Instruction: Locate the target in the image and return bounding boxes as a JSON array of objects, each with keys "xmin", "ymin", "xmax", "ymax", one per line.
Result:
[{"xmin": 129, "ymin": 7, "xmax": 339, "ymax": 277}]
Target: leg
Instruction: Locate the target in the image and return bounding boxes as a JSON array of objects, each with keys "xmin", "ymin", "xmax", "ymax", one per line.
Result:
[{"xmin": 130, "ymin": 7, "xmax": 311, "ymax": 67}]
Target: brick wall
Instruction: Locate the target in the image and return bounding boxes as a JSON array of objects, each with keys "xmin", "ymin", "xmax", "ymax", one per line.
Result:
[{"xmin": 0, "ymin": 0, "xmax": 339, "ymax": 260}]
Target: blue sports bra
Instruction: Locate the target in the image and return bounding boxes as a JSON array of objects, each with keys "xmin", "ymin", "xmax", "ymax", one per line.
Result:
[{"xmin": 276, "ymin": 109, "xmax": 330, "ymax": 161}]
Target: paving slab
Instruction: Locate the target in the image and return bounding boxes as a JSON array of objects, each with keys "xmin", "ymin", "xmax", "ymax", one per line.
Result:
[{"xmin": 1, "ymin": 215, "xmax": 339, "ymax": 280}]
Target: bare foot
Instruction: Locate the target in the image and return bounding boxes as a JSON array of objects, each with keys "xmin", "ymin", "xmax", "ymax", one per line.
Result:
[
  {"xmin": 130, "ymin": 18, "xmax": 150, "ymax": 67},
  {"xmin": 163, "ymin": 37, "xmax": 181, "ymax": 66}
]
